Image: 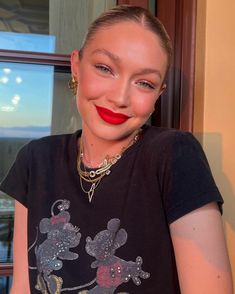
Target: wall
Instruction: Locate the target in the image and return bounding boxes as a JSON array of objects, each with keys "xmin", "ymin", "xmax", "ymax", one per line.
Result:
[{"xmin": 194, "ymin": 0, "xmax": 235, "ymax": 287}]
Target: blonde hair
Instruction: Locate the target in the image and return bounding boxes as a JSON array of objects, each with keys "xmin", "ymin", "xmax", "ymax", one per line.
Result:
[{"xmin": 79, "ymin": 5, "xmax": 173, "ymax": 69}]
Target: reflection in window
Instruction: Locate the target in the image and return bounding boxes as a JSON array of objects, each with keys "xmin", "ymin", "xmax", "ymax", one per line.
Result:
[
  {"xmin": 0, "ymin": 32, "xmax": 55, "ymax": 53},
  {"xmin": 0, "ymin": 212, "xmax": 13, "ymax": 263},
  {"xmin": 0, "ymin": 0, "xmax": 49, "ymax": 34},
  {"xmin": 0, "ymin": 0, "xmax": 116, "ymax": 54},
  {"xmin": 0, "ymin": 0, "xmax": 54, "ymax": 53},
  {"xmin": 0, "ymin": 276, "xmax": 12, "ymax": 294},
  {"xmin": 0, "ymin": 63, "xmax": 82, "ymax": 266},
  {"xmin": 0, "ymin": 62, "xmax": 53, "ymax": 139},
  {"xmin": 0, "ymin": 61, "xmax": 54, "ymax": 186},
  {"xmin": 0, "ymin": 62, "xmax": 54, "ymax": 268}
]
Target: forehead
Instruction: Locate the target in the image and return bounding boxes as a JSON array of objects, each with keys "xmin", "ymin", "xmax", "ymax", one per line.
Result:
[
  {"xmin": 89, "ymin": 21, "xmax": 162, "ymax": 47},
  {"xmin": 84, "ymin": 21, "xmax": 168, "ymax": 74}
]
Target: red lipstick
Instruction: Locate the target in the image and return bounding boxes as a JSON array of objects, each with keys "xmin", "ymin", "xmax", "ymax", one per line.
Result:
[{"xmin": 95, "ymin": 106, "xmax": 130, "ymax": 125}]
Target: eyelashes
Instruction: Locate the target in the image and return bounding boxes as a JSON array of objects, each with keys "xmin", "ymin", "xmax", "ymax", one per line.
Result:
[
  {"xmin": 94, "ymin": 64, "xmax": 157, "ymax": 90},
  {"xmin": 95, "ymin": 64, "xmax": 113, "ymax": 75},
  {"xmin": 136, "ymin": 80, "xmax": 155, "ymax": 90}
]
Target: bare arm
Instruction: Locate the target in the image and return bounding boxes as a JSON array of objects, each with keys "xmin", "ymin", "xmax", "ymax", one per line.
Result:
[
  {"xmin": 10, "ymin": 200, "xmax": 30, "ymax": 294},
  {"xmin": 170, "ymin": 202, "xmax": 233, "ymax": 294}
]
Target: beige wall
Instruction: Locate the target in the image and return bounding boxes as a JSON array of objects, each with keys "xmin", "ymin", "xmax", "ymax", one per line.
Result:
[{"xmin": 194, "ymin": 0, "xmax": 235, "ymax": 287}]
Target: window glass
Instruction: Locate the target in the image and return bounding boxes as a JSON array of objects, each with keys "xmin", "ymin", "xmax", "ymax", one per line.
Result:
[
  {"xmin": 0, "ymin": 62, "xmax": 81, "ymax": 266},
  {"xmin": 0, "ymin": 276, "xmax": 12, "ymax": 294},
  {"xmin": 0, "ymin": 32, "xmax": 55, "ymax": 53},
  {"xmin": 0, "ymin": 211, "xmax": 13, "ymax": 263},
  {"xmin": 0, "ymin": 0, "xmax": 52, "ymax": 53},
  {"xmin": 0, "ymin": 0, "xmax": 116, "ymax": 54},
  {"xmin": 0, "ymin": 62, "xmax": 53, "ymax": 133}
]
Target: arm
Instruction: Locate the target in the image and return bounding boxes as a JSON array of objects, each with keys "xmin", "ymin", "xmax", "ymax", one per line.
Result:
[
  {"xmin": 170, "ymin": 202, "xmax": 233, "ymax": 294},
  {"xmin": 10, "ymin": 200, "xmax": 30, "ymax": 294}
]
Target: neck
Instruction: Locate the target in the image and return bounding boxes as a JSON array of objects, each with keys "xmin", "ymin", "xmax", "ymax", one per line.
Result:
[{"xmin": 79, "ymin": 124, "xmax": 140, "ymax": 168}]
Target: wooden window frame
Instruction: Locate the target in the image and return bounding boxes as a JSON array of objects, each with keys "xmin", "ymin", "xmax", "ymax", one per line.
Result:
[
  {"xmin": 0, "ymin": 264, "xmax": 12, "ymax": 276},
  {"xmin": 0, "ymin": 49, "xmax": 70, "ymax": 71},
  {"xmin": 156, "ymin": 0, "xmax": 197, "ymax": 131}
]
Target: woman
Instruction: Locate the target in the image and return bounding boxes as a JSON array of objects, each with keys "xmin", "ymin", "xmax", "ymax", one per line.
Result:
[{"xmin": 0, "ymin": 5, "xmax": 233, "ymax": 294}]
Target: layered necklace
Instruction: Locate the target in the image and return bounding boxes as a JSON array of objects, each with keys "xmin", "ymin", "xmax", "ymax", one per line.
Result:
[{"xmin": 77, "ymin": 130, "xmax": 141, "ymax": 202}]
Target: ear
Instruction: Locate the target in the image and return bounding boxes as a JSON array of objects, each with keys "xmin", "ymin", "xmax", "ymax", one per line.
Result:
[
  {"xmin": 113, "ymin": 228, "xmax": 128, "ymax": 249},
  {"xmin": 155, "ymin": 83, "xmax": 166, "ymax": 104},
  {"xmin": 159, "ymin": 83, "xmax": 167, "ymax": 96},
  {"xmin": 39, "ymin": 218, "xmax": 51, "ymax": 234},
  {"xmin": 70, "ymin": 49, "xmax": 80, "ymax": 80}
]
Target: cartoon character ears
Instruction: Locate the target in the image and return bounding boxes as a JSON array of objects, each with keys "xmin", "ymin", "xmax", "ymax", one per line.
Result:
[
  {"xmin": 113, "ymin": 228, "xmax": 128, "ymax": 249},
  {"xmin": 107, "ymin": 218, "xmax": 121, "ymax": 232},
  {"xmin": 39, "ymin": 211, "xmax": 71, "ymax": 234},
  {"xmin": 39, "ymin": 218, "xmax": 51, "ymax": 234},
  {"xmin": 107, "ymin": 219, "xmax": 128, "ymax": 249}
]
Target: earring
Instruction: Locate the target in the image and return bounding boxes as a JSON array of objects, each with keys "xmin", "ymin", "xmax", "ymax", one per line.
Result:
[{"xmin": 68, "ymin": 76, "xmax": 78, "ymax": 96}]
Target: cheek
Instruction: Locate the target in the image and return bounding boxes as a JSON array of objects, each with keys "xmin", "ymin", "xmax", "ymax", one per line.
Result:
[
  {"xmin": 131, "ymin": 94, "xmax": 157, "ymax": 117},
  {"xmin": 78, "ymin": 68, "xmax": 109, "ymax": 99}
]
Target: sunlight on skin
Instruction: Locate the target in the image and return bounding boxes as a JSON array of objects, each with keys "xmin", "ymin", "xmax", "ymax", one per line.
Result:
[
  {"xmin": 170, "ymin": 203, "xmax": 233, "ymax": 293},
  {"xmin": 172, "ymin": 237, "xmax": 232, "ymax": 293}
]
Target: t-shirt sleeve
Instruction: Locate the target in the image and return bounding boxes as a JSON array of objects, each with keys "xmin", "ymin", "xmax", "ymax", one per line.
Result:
[
  {"xmin": 161, "ymin": 131, "xmax": 223, "ymax": 224},
  {"xmin": 0, "ymin": 143, "xmax": 30, "ymax": 208}
]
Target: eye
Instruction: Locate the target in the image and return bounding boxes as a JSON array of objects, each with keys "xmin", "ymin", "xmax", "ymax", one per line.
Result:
[
  {"xmin": 137, "ymin": 80, "xmax": 155, "ymax": 90},
  {"xmin": 95, "ymin": 64, "xmax": 113, "ymax": 75}
]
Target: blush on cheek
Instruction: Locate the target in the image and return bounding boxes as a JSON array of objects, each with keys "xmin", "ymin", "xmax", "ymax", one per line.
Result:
[
  {"xmin": 132, "ymin": 97, "xmax": 156, "ymax": 117},
  {"xmin": 79, "ymin": 71, "xmax": 112, "ymax": 101}
]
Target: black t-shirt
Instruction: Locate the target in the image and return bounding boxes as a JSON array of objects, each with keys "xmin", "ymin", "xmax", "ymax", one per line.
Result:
[{"xmin": 0, "ymin": 125, "xmax": 223, "ymax": 294}]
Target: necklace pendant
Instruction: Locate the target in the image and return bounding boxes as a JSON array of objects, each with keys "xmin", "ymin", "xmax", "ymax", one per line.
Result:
[{"xmin": 88, "ymin": 183, "xmax": 96, "ymax": 202}]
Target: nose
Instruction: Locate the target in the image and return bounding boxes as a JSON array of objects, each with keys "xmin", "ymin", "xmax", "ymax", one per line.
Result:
[{"xmin": 107, "ymin": 78, "xmax": 131, "ymax": 108}]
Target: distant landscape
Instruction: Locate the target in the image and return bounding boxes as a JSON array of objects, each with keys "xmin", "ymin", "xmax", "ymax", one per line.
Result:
[{"xmin": 0, "ymin": 126, "xmax": 51, "ymax": 138}]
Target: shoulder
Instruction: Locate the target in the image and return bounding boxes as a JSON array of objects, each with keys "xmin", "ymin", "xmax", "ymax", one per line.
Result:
[
  {"xmin": 19, "ymin": 130, "xmax": 81, "ymax": 159},
  {"xmin": 142, "ymin": 125, "xmax": 200, "ymax": 153}
]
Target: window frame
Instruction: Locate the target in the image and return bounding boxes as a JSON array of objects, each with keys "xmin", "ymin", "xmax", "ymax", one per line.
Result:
[{"xmin": 0, "ymin": 50, "xmax": 70, "ymax": 71}]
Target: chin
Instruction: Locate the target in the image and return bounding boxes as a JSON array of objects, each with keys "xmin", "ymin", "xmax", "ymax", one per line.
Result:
[{"xmin": 89, "ymin": 121, "xmax": 144, "ymax": 142}]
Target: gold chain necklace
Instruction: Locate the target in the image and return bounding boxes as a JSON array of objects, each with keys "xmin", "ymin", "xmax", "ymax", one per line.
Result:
[{"xmin": 77, "ymin": 130, "xmax": 141, "ymax": 202}]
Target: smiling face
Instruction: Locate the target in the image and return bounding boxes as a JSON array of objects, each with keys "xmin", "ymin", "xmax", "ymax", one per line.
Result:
[{"xmin": 71, "ymin": 21, "xmax": 168, "ymax": 143}]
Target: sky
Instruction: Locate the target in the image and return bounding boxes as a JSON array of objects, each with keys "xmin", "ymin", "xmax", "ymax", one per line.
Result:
[{"xmin": 0, "ymin": 32, "xmax": 56, "ymax": 137}]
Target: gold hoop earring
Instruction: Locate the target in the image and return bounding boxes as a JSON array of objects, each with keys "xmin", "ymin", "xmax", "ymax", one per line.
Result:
[{"xmin": 68, "ymin": 77, "xmax": 78, "ymax": 96}]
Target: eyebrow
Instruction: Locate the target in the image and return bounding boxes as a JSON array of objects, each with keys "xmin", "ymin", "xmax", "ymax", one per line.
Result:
[
  {"xmin": 91, "ymin": 48, "xmax": 121, "ymax": 63},
  {"xmin": 91, "ymin": 48, "xmax": 162, "ymax": 79},
  {"xmin": 134, "ymin": 68, "xmax": 162, "ymax": 80}
]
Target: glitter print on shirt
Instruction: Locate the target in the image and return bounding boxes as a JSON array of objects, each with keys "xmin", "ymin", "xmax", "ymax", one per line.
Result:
[
  {"xmin": 29, "ymin": 200, "xmax": 150, "ymax": 293},
  {"xmin": 84, "ymin": 218, "xmax": 150, "ymax": 293},
  {"xmin": 33, "ymin": 199, "xmax": 82, "ymax": 293}
]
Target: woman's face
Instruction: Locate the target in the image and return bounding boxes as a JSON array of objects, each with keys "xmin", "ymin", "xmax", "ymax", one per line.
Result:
[{"xmin": 71, "ymin": 21, "xmax": 168, "ymax": 142}]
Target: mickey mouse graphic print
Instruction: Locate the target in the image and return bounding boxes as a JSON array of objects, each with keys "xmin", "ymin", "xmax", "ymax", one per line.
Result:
[{"xmin": 29, "ymin": 199, "xmax": 150, "ymax": 294}]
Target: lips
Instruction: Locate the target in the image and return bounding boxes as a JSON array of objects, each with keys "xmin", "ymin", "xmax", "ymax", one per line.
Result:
[{"xmin": 95, "ymin": 106, "xmax": 130, "ymax": 125}]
